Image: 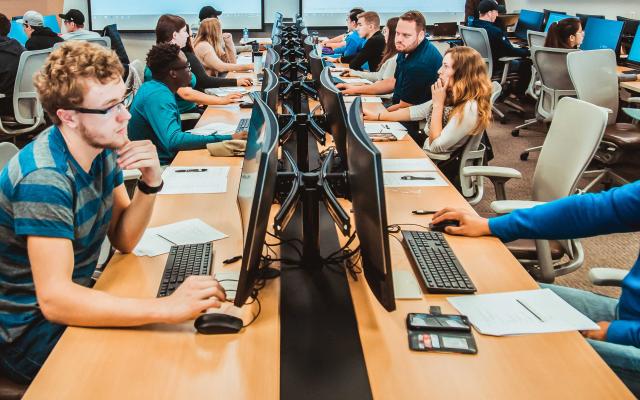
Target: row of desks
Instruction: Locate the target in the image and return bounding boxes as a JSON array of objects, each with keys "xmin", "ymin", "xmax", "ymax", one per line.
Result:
[{"xmin": 23, "ymin": 65, "xmax": 632, "ymax": 399}]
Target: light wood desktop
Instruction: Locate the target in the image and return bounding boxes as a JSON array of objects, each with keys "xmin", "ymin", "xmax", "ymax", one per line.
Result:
[
  {"xmin": 25, "ymin": 70, "xmax": 632, "ymax": 398},
  {"xmin": 618, "ymin": 66, "xmax": 640, "ymax": 93}
]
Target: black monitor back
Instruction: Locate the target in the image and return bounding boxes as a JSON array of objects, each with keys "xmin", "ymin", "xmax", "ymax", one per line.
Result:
[
  {"xmin": 309, "ymin": 48, "xmax": 324, "ymax": 86},
  {"xmin": 264, "ymin": 47, "xmax": 280, "ymax": 76},
  {"xmin": 319, "ymin": 68, "xmax": 349, "ymax": 170},
  {"xmin": 234, "ymin": 95, "xmax": 279, "ymax": 307},
  {"xmin": 345, "ymin": 97, "xmax": 396, "ymax": 312},
  {"xmin": 542, "ymin": 9, "xmax": 566, "ymax": 27},
  {"xmin": 619, "ymin": 16, "xmax": 640, "ymax": 38},
  {"xmin": 261, "ymin": 68, "xmax": 279, "ymax": 114},
  {"xmin": 515, "ymin": 10, "xmax": 545, "ymax": 38}
]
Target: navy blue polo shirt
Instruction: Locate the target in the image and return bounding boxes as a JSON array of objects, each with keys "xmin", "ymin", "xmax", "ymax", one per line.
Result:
[{"xmin": 392, "ymin": 39, "xmax": 443, "ymax": 105}]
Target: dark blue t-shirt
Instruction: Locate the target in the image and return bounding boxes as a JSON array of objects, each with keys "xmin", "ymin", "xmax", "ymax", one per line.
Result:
[{"xmin": 392, "ymin": 39, "xmax": 443, "ymax": 105}]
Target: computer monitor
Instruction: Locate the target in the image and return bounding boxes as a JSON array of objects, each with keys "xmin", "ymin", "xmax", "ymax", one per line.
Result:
[
  {"xmin": 318, "ymin": 67, "xmax": 349, "ymax": 170},
  {"xmin": 8, "ymin": 20, "xmax": 27, "ymax": 45},
  {"xmin": 576, "ymin": 14, "xmax": 604, "ymax": 30},
  {"xmin": 43, "ymin": 15, "xmax": 60, "ymax": 34},
  {"xmin": 260, "ymin": 67, "xmax": 279, "ymax": 114},
  {"xmin": 303, "ymin": 35, "xmax": 315, "ymax": 60},
  {"xmin": 542, "ymin": 9, "xmax": 566, "ymax": 27},
  {"xmin": 626, "ymin": 26, "xmax": 640, "ymax": 66},
  {"xmin": 514, "ymin": 10, "xmax": 545, "ymax": 39},
  {"xmin": 545, "ymin": 13, "xmax": 573, "ymax": 32},
  {"xmin": 234, "ymin": 94, "xmax": 280, "ymax": 308},
  {"xmin": 618, "ymin": 16, "xmax": 640, "ymax": 38},
  {"xmin": 264, "ymin": 47, "xmax": 280, "ymax": 76},
  {"xmin": 345, "ymin": 97, "xmax": 396, "ymax": 312},
  {"xmin": 309, "ymin": 48, "xmax": 324, "ymax": 85},
  {"xmin": 581, "ymin": 18, "xmax": 624, "ymax": 52}
]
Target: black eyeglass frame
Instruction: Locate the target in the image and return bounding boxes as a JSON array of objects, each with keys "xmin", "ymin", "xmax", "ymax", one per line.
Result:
[{"xmin": 67, "ymin": 92, "xmax": 134, "ymax": 115}]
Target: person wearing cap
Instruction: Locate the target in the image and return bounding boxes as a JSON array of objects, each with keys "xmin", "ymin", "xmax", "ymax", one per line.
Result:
[
  {"xmin": 60, "ymin": 9, "xmax": 100, "ymax": 41},
  {"xmin": 199, "ymin": 6, "xmax": 222, "ymax": 21},
  {"xmin": 0, "ymin": 13, "xmax": 25, "ymax": 117},
  {"xmin": 198, "ymin": 5, "xmax": 253, "ymax": 54},
  {"xmin": 471, "ymin": 0, "xmax": 531, "ymax": 100},
  {"xmin": 19, "ymin": 10, "xmax": 63, "ymax": 51}
]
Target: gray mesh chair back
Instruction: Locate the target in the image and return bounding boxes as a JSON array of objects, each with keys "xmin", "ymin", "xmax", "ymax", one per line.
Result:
[
  {"xmin": 53, "ymin": 36, "xmax": 111, "ymax": 48},
  {"xmin": 13, "ymin": 48, "xmax": 51, "ymax": 125},
  {"xmin": 531, "ymin": 46, "xmax": 576, "ymax": 120},
  {"xmin": 460, "ymin": 26, "xmax": 493, "ymax": 75},
  {"xmin": 567, "ymin": 49, "xmax": 620, "ymax": 126},
  {"xmin": 130, "ymin": 59, "xmax": 146, "ymax": 85},
  {"xmin": 527, "ymin": 30, "xmax": 547, "ymax": 47},
  {"xmin": 532, "ymin": 97, "xmax": 608, "ymax": 202},
  {"xmin": 0, "ymin": 142, "xmax": 19, "ymax": 171}
]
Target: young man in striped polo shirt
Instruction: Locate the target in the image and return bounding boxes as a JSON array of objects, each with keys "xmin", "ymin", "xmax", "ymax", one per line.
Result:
[{"xmin": 0, "ymin": 41, "xmax": 227, "ymax": 384}]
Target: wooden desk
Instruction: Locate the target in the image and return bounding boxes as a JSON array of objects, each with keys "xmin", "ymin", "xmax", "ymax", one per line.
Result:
[
  {"xmin": 618, "ymin": 66, "xmax": 640, "ymax": 93},
  {"xmin": 25, "ymin": 75, "xmax": 632, "ymax": 398}
]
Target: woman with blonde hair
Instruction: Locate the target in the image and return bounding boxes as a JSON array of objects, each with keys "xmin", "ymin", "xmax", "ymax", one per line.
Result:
[
  {"xmin": 364, "ymin": 46, "xmax": 492, "ymax": 156},
  {"xmin": 194, "ymin": 18, "xmax": 252, "ymax": 75}
]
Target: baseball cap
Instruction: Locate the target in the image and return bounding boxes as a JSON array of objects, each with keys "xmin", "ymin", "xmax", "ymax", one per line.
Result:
[
  {"xmin": 59, "ymin": 9, "xmax": 85, "ymax": 25},
  {"xmin": 477, "ymin": 0, "xmax": 500, "ymax": 14},
  {"xmin": 199, "ymin": 6, "xmax": 222, "ymax": 21},
  {"xmin": 17, "ymin": 10, "xmax": 44, "ymax": 27}
]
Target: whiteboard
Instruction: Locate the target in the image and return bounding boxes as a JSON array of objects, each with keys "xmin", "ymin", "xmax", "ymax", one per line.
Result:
[{"xmin": 89, "ymin": 0, "xmax": 263, "ymax": 31}]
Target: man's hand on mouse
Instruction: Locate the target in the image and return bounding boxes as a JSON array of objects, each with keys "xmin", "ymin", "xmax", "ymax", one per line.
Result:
[
  {"xmin": 161, "ymin": 276, "xmax": 226, "ymax": 323},
  {"xmin": 431, "ymin": 208, "xmax": 492, "ymax": 237}
]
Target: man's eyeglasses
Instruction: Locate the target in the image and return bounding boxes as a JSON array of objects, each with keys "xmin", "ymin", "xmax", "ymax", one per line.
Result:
[
  {"xmin": 172, "ymin": 62, "xmax": 192, "ymax": 72},
  {"xmin": 67, "ymin": 92, "xmax": 134, "ymax": 116}
]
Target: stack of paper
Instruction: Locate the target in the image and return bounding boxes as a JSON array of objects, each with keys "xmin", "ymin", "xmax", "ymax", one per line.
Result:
[
  {"xmin": 160, "ymin": 166, "xmax": 230, "ymax": 195},
  {"xmin": 364, "ymin": 122, "xmax": 408, "ymax": 140},
  {"xmin": 448, "ymin": 289, "xmax": 600, "ymax": 336},
  {"xmin": 343, "ymin": 96, "xmax": 382, "ymax": 103},
  {"xmin": 383, "ymin": 171, "xmax": 447, "ymax": 187},
  {"xmin": 187, "ymin": 122, "xmax": 237, "ymax": 136},
  {"xmin": 133, "ymin": 219, "xmax": 228, "ymax": 257},
  {"xmin": 382, "ymin": 158, "xmax": 436, "ymax": 172},
  {"xmin": 205, "ymin": 87, "xmax": 249, "ymax": 97},
  {"xmin": 236, "ymin": 55, "xmax": 254, "ymax": 65},
  {"xmin": 339, "ymin": 77, "xmax": 372, "ymax": 85}
]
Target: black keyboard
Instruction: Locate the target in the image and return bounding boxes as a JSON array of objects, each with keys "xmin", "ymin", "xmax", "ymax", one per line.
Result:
[
  {"xmin": 157, "ymin": 242, "xmax": 214, "ymax": 297},
  {"xmin": 236, "ymin": 118, "xmax": 250, "ymax": 134},
  {"xmin": 401, "ymin": 230, "xmax": 476, "ymax": 294},
  {"xmin": 622, "ymin": 68, "xmax": 640, "ymax": 75}
]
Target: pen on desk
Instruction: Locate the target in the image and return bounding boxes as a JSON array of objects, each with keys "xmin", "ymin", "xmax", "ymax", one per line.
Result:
[
  {"xmin": 412, "ymin": 210, "xmax": 437, "ymax": 215},
  {"xmin": 175, "ymin": 168, "xmax": 208, "ymax": 173},
  {"xmin": 516, "ymin": 299, "xmax": 545, "ymax": 322},
  {"xmin": 223, "ymin": 255, "xmax": 242, "ymax": 264},
  {"xmin": 401, "ymin": 175, "xmax": 435, "ymax": 181}
]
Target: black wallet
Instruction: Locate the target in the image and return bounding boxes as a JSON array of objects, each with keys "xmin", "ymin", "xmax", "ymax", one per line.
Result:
[{"xmin": 406, "ymin": 307, "xmax": 477, "ymax": 354}]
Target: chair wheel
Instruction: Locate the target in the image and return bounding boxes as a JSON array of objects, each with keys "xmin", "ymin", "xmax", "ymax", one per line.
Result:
[
  {"xmin": 511, "ymin": 129, "xmax": 520, "ymax": 137},
  {"xmin": 520, "ymin": 152, "xmax": 529, "ymax": 161}
]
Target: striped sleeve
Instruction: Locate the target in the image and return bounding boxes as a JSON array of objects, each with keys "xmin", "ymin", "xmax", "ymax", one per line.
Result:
[{"xmin": 12, "ymin": 168, "xmax": 75, "ymax": 240}]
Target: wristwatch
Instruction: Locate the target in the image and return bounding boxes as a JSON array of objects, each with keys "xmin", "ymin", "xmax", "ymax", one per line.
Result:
[{"xmin": 137, "ymin": 179, "xmax": 164, "ymax": 195}]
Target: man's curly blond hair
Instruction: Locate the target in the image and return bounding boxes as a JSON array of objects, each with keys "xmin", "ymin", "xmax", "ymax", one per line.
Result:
[{"xmin": 34, "ymin": 41, "xmax": 124, "ymax": 125}]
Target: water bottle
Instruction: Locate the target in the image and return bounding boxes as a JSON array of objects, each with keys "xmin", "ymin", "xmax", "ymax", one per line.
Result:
[{"xmin": 243, "ymin": 28, "xmax": 249, "ymax": 43}]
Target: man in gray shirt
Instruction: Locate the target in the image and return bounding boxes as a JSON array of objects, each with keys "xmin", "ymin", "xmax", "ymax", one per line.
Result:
[{"xmin": 59, "ymin": 9, "xmax": 100, "ymax": 40}]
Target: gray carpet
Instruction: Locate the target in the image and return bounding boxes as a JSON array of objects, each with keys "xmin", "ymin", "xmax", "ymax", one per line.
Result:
[{"xmin": 476, "ymin": 107, "xmax": 639, "ymax": 298}]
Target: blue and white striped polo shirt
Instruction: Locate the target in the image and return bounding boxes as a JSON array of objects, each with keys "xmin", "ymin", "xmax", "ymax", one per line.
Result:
[{"xmin": 0, "ymin": 125, "xmax": 123, "ymax": 344}]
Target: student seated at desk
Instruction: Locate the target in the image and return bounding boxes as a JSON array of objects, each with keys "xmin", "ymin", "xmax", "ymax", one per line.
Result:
[
  {"xmin": 326, "ymin": 12, "xmax": 385, "ymax": 71},
  {"xmin": 194, "ymin": 18, "xmax": 253, "ymax": 76},
  {"xmin": 19, "ymin": 10, "xmax": 64, "ymax": 51},
  {"xmin": 59, "ymin": 9, "xmax": 100, "ymax": 41},
  {"xmin": 471, "ymin": 0, "xmax": 531, "ymax": 101},
  {"xmin": 432, "ymin": 181, "xmax": 640, "ymax": 395},
  {"xmin": 330, "ymin": 8, "xmax": 366, "ymax": 58},
  {"xmin": 363, "ymin": 46, "xmax": 491, "ymax": 158},
  {"xmin": 0, "ymin": 42, "xmax": 228, "ymax": 384},
  {"xmin": 544, "ymin": 18, "xmax": 584, "ymax": 49},
  {"xmin": 129, "ymin": 43, "xmax": 247, "ymax": 165},
  {"xmin": 336, "ymin": 17, "xmax": 399, "ymax": 97},
  {"xmin": 321, "ymin": 8, "xmax": 365, "ymax": 50},
  {"xmin": 0, "ymin": 14, "xmax": 25, "ymax": 117}
]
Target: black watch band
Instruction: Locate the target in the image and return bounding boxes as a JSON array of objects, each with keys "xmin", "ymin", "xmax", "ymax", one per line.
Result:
[{"xmin": 137, "ymin": 179, "xmax": 164, "ymax": 195}]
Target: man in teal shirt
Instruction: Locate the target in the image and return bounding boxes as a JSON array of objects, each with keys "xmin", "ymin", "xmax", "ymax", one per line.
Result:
[{"xmin": 128, "ymin": 43, "xmax": 246, "ymax": 164}]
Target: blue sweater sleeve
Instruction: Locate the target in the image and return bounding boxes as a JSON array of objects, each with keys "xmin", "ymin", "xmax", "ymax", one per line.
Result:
[
  {"xmin": 608, "ymin": 320, "xmax": 640, "ymax": 347},
  {"xmin": 489, "ymin": 181, "xmax": 640, "ymax": 242}
]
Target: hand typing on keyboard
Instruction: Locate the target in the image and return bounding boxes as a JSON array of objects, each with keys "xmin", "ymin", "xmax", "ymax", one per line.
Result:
[
  {"xmin": 160, "ymin": 276, "xmax": 227, "ymax": 323},
  {"xmin": 431, "ymin": 208, "xmax": 491, "ymax": 237}
]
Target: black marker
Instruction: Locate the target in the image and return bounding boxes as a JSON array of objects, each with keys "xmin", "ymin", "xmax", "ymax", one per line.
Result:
[
  {"xmin": 412, "ymin": 210, "xmax": 437, "ymax": 215},
  {"xmin": 223, "ymin": 255, "xmax": 242, "ymax": 264},
  {"xmin": 401, "ymin": 175, "xmax": 435, "ymax": 181}
]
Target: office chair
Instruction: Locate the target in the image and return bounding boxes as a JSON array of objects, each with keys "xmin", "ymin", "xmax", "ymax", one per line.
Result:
[
  {"xmin": 425, "ymin": 82, "xmax": 502, "ymax": 205},
  {"xmin": 0, "ymin": 48, "xmax": 51, "ymax": 139},
  {"xmin": 0, "ymin": 142, "xmax": 18, "ymax": 171},
  {"xmin": 523, "ymin": 30, "xmax": 547, "ymax": 101},
  {"xmin": 459, "ymin": 26, "xmax": 525, "ymax": 124},
  {"xmin": 54, "ymin": 36, "xmax": 112, "ymax": 48},
  {"xmin": 567, "ymin": 49, "xmax": 640, "ymax": 191},
  {"xmin": 514, "ymin": 47, "xmax": 577, "ymax": 161},
  {"xmin": 463, "ymin": 97, "xmax": 608, "ymax": 282}
]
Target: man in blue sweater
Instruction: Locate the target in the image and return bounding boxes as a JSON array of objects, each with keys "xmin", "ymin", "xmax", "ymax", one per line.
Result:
[
  {"xmin": 128, "ymin": 43, "xmax": 246, "ymax": 165},
  {"xmin": 330, "ymin": 8, "xmax": 366, "ymax": 59},
  {"xmin": 432, "ymin": 181, "xmax": 640, "ymax": 394}
]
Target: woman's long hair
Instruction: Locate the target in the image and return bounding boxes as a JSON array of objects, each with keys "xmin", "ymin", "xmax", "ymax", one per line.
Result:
[
  {"xmin": 545, "ymin": 18, "xmax": 582, "ymax": 49},
  {"xmin": 445, "ymin": 46, "xmax": 492, "ymax": 134},
  {"xmin": 380, "ymin": 17, "xmax": 399, "ymax": 66},
  {"xmin": 194, "ymin": 18, "xmax": 226, "ymax": 60},
  {"xmin": 155, "ymin": 14, "xmax": 193, "ymax": 52}
]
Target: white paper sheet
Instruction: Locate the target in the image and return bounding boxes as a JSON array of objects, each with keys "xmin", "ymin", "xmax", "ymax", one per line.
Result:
[
  {"xmin": 160, "ymin": 166, "xmax": 230, "ymax": 195},
  {"xmin": 393, "ymin": 270, "xmax": 422, "ymax": 299},
  {"xmin": 382, "ymin": 158, "xmax": 437, "ymax": 172},
  {"xmin": 205, "ymin": 87, "xmax": 249, "ymax": 96},
  {"xmin": 364, "ymin": 122, "xmax": 407, "ymax": 133},
  {"xmin": 383, "ymin": 172, "xmax": 448, "ymax": 187},
  {"xmin": 236, "ymin": 55, "xmax": 253, "ymax": 65},
  {"xmin": 339, "ymin": 77, "xmax": 372, "ymax": 85},
  {"xmin": 187, "ymin": 122, "xmax": 238, "ymax": 136},
  {"xmin": 133, "ymin": 219, "xmax": 228, "ymax": 257},
  {"xmin": 448, "ymin": 289, "xmax": 600, "ymax": 336},
  {"xmin": 343, "ymin": 96, "xmax": 382, "ymax": 103}
]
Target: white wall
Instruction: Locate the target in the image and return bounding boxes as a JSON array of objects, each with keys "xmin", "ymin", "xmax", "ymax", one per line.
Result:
[{"xmin": 507, "ymin": 0, "xmax": 638, "ymax": 20}]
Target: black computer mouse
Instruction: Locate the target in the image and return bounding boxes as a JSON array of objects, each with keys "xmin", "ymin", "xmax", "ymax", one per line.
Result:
[
  {"xmin": 429, "ymin": 220, "xmax": 460, "ymax": 232},
  {"xmin": 194, "ymin": 313, "xmax": 243, "ymax": 334}
]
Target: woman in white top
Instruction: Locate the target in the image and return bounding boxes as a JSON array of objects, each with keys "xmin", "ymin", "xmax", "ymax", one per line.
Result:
[
  {"xmin": 193, "ymin": 18, "xmax": 253, "ymax": 76},
  {"xmin": 336, "ymin": 17, "xmax": 399, "ymax": 96},
  {"xmin": 363, "ymin": 46, "xmax": 492, "ymax": 156}
]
